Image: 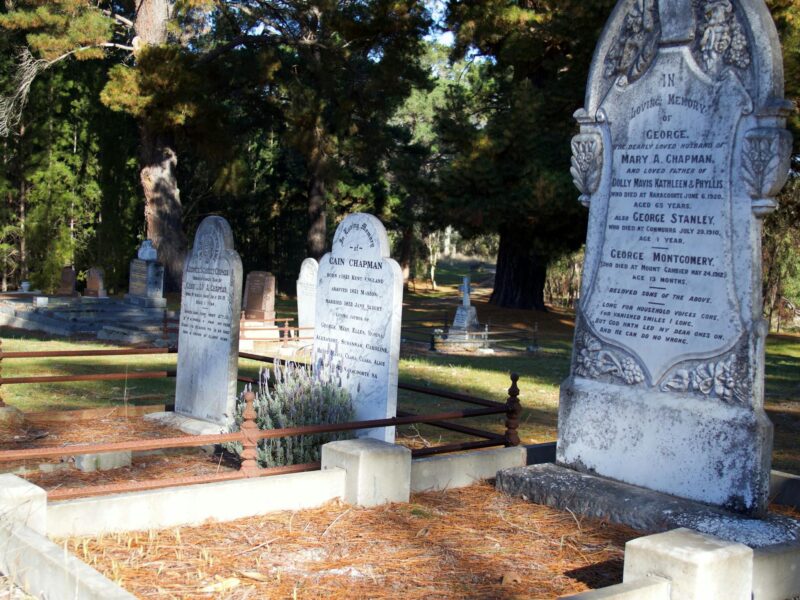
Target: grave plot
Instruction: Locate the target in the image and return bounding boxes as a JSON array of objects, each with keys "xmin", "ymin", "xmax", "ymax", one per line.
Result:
[
  {"xmin": 0, "ymin": 410, "xmax": 238, "ymax": 493},
  {"xmin": 62, "ymin": 483, "xmax": 639, "ymax": 599}
]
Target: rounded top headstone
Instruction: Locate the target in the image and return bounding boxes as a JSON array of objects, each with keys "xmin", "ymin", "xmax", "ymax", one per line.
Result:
[
  {"xmin": 138, "ymin": 240, "xmax": 158, "ymax": 261},
  {"xmin": 331, "ymin": 214, "xmax": 391, "ymax": 260}
]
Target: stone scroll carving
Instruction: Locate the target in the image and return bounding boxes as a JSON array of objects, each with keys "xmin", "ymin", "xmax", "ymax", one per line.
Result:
[
  {"xmin": 570, "ymin": 133, "xmax": 604, "ymax": 207},
  {"xmin": 742, "ymin": 127, "xmax": 793, "ymax": 217}
]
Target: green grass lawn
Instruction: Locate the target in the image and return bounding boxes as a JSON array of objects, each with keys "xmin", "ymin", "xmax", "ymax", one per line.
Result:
[{"xmin": 3, "ymin": 280, "xmax": 800, "ymax": 471}]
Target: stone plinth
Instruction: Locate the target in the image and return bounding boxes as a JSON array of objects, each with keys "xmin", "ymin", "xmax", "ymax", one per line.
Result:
[
  {"xmin": 322, "ymin": 438, "xmax": 410, "ymax": 507},
  {"xmin": 496, "ymin": 464, "xmax": 800, "ymax": 548},
  {"xmin": 124, "ymin": 254, "xmax": 165, "ymax": 308},
  {"xmin": 624, "ymin": 529, "xmax": 753, "ymax": 600}
]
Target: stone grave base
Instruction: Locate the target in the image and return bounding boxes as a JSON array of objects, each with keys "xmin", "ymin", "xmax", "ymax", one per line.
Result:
[
  {"xmin": 558, "ymin": 377, "xmax": 773, "ymax": 513},
  {"xmin": 496, "ymin": 463, "xmax": 800, "ymax": 548},
  {"xmin": 124, "ymin": 293, "xmax": 167, "ymax": 308},
  {"xmin": 143, "ymin": 411, "xmax": 226, "ymax": 436}
]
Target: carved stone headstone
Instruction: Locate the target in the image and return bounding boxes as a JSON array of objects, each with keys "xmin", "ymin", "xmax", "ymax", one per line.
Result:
[
  {"xmin": 84, "ymin": 267, "xmax": 107, "ymax": 298},
  {"xmin": 313, "ymin": 214, "xmax": 403, "ymax": 442},
  {"xmin": 175, "ymin": 216, "xmax": 243, "ymax": 426},
  {"xmin": 452, "ymin": 276, "xmax": 479, "ymax": 330},
  {"xmin": 125, "ymin": 240, "xmax": 166, "ymax": 308},
  {"xmin": 296, "ymin": 258, "xmax": 319, "ymax": 331},
  {"xmin": 56, "ymin": 266, "xmax": 78, "ymax": 297},
  {"xmin": 243, "ymin": 271, "xmax": 276, "ymax": 321},
  {"xmin": 559, "ymin": 0, "xmax": 791, "ymax": 514}
]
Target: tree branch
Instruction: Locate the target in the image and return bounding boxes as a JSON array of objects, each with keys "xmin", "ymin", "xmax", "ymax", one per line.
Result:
[{"xmin": 0, "ymin": 43, "xmax": 133, "ymax": 137}]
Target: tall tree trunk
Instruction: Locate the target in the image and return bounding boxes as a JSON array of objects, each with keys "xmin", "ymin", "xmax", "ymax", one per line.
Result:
[
  {"xmin": 490, "ymin": 226, "xmax": 548, "ymax": 311},
  {"xmin": 307, "ymin": 159, "xmax": 327, "ymax": 260},
  {"xmin": 398, "ymin": 224, "xmax": 413, "ymax": 287},
  {"xmin": 135, "ymin": 0, "xmax": 187, "ymax": 290},
  {"xmin": 18, "ymin": 123, "xmax": 27, "ymax": 280},
  {"xmin": 304, "ymin": 29, "xmax": 327, "ymax": 261},
  {"xmin": 140, "ymin": 126, "xmax": 187, "ymax": 290}
]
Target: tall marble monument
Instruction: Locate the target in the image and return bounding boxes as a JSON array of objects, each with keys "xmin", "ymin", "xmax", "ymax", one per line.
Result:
[
  {"xmin": 175, "ymin": 216, "xmax": 243, "ymax": 426},
  {"xmin": 313, "ymin": 214, "xmax": 403, "ymax": 442},
  {"xmin": 550, "ymin": 0, "xmax": 792, "ymax": 515},
  {"xmin": 452, "ymin": 276, "xmax": 479, "ymax": 331}
]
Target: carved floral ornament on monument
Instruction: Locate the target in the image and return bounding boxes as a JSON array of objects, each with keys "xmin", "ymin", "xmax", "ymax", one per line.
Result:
[{"xmin": 569, "ymin": 0, "xmax": 792, "ymax": 394}]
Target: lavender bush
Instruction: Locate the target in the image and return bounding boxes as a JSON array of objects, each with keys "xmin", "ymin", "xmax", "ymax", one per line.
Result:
[{"xmin": 227, "ymin": 358, "xmax": 354, "ymax": 467}]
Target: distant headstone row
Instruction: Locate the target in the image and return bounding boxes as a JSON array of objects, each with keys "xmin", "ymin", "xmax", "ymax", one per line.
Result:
[{"xmin": 155, "ymin": 212, "xmax": 402, "ymax": 443}]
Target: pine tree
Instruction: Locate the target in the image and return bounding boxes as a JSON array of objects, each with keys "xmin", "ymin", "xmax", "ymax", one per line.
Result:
[{"xmin": 439, "ymin": 0, "xmax": 617, "ymax": 310}]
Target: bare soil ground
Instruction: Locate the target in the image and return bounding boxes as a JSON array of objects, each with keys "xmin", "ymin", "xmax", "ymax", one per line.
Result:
[{"xmin": 64, "ymin": 482, "xmax": 639, "ymax": 600}]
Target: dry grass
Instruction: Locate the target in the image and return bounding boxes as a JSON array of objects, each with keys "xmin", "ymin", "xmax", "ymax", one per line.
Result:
[{"xmin": 64, "ymin": 482, "xmax": 639, "ymax": 600}]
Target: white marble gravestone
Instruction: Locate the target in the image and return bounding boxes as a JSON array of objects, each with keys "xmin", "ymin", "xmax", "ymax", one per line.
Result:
[
  {"xmin": 175, "ymin": 216, "xmax": 243, "ymax": 426},
  {"xmin": 313, "ymin": 214, "xmax": 403, "ymax": 442},
  {"xmin": 452, "ymin": 276, "xmax": 479, "ymax": 330},
  {"xmin": 559, "ymin": 0, "xmax": 792, "ymax": 514},
  {"xmin": 296, "ymin": 258, "xmax": 319, "ymax": 331}
]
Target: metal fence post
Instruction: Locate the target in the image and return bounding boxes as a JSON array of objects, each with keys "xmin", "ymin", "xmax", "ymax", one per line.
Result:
[
  {"xmin": 504, "ymin": 372, "xmax": 521, "ymax": 447},
  {"xmin": 240, "ymin": 391, "xmax": 259, "ymax": 477}
]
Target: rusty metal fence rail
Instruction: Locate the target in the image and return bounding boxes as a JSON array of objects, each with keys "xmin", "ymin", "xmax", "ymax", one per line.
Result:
[
  {"xmin": 0, "ymin": 374, "xmax": 522, "ymax": 500},
  {"xmin": 0, "ymin": 339, "xmax": 522, "ymax": 500}
]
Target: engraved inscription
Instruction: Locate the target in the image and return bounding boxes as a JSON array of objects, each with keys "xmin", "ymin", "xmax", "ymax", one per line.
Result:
[{"xmin": 582, "ymin": 47, "xmax": 747, "ymax": 382}]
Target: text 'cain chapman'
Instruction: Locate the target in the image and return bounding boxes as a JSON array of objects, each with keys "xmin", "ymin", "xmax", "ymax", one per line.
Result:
[{"xmin": 330, "ymin": 257, "xmax": 382, "ymax": 270}]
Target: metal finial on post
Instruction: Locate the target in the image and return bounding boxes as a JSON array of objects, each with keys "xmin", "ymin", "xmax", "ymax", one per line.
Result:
[
  {"xmin": 240, "ymin": 391, "xmax": 259, "ymax": 477},
  {"xmin": 504, "ymin": 372, "xmax": 521, "ymax": 447}
]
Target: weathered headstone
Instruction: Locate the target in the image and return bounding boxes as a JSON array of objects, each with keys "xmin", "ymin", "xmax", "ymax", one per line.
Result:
[
  {"xmin": 296, "ymin": 258, "xmax": 319, "ymax": 331},
  {"xmin": 242, "ymin": 271, "xmax": 276, "ymax": 321},
  {"xmin": 313, "ymin": 214, "xmax": 403, "ymax": 442},
  {"xmin": 56, "ymin": 266, "xmax": 78, "ymax": 297},
  {"xmin": 124, "ymin": 240, "xmax": 166, "ymax": 308},
  {"xmin": 175, "ymin": 216, "xmax": 243, "ymax": 426},
  {"xmin": 553, "ymin": 0, "xmax": 792, "ymax": 514},
  {"xmin": 138, "ymin": 240, "xmax": 158, "ymax": 261},
  {"xmin": 84, "ymin": 267, "xmax": 107, "ymax": 298},
  {"xmin": 452, "ymin": 276, "xmax": 479, "ymax": 330}
]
